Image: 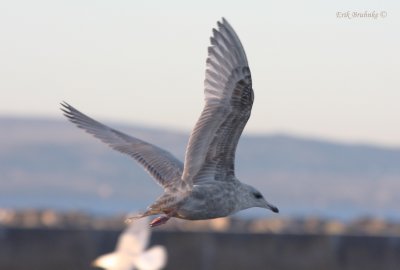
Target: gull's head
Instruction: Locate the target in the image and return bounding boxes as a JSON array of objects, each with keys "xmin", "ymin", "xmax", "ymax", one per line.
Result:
[{"xmin": 239, "ymin": 184, "xmax": 279, "ymax": 213}]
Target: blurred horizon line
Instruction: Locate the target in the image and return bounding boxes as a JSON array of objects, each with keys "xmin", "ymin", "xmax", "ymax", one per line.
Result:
[{"xmin": 2, "ymin": 113, "xmax": 400, "ymax": 149}]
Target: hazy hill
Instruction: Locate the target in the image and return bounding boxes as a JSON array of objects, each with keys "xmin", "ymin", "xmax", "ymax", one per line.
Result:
[{"xmin": 1, "ymin": 117, "xmax": 399, "ymax": 220}]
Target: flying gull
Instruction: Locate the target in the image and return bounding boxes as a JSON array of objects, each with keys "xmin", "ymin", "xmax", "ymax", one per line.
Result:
[
  {"xmin": 93, "ymin": 216, "xmax": 167, "ymax": 270},
  {"xmin": 61, "ymin": 18, "xmax": 279, "ymax": 227}
]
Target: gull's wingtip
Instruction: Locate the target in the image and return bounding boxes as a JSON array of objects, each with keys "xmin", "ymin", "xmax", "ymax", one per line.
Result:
[
  {"xmin": 219, "ymin": 17, "xmax": 231, "ymax": 27},
  {"xmin": 60, "ymin": 101, "xmax": 69, "ymax": 114},
  {"xmin": 60, "ymin": 101, "xmax": 76, "ymax": 120},
  {"xmin": 60, "ymin": 101, "xmax": 71, "ymax": 111}
]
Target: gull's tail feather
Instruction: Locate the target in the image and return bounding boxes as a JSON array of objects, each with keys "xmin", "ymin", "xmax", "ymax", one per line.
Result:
[
  {"xmin": 125, "ymin": 209, "xmax": 159, "ymax": 225},
  {"xmin": 125, "ymin": 213, "xmax": 148, "ymax": 225}
]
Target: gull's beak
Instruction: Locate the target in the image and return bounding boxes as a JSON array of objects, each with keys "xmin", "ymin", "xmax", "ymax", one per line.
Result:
[{"xmin": 264, "ymin": 201, "xmax": 279, "ymax": 213}]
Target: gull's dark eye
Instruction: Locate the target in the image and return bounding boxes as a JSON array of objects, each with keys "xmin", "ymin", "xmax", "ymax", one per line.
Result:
[{"xmin": 253, "ymin": 192, "xmax": 263, "ymax": 199}]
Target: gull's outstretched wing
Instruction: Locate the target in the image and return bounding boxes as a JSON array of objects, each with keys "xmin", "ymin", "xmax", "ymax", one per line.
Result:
[
  {"xmin": 182, "ymin": 18, "xmax": 253, "ymax": 185},
  {"xmin": 61, "ymin": 102, "xmax": 183, "ymax": 188}
]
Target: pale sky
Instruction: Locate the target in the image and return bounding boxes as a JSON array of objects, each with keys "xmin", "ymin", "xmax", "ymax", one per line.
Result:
[{"xmin": 1, "ymin": 0, "xmax": 399, "ymax": 147}]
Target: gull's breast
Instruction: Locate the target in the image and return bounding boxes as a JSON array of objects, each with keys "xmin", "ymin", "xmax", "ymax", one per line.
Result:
[{"xmin": 175, "ymin": 182, "xmax": 238, "ymax": 220}]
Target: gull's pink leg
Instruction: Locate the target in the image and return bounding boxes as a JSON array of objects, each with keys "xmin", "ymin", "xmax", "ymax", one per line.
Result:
[{"xmin": 150, "ymin": 215, "xmax": 170, "ymax": 227}]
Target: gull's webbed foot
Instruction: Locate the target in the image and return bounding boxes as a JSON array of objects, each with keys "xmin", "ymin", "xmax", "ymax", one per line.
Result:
[{"xmin": 150, "ymin": 215, "xmax": 171, "ymax": 227}]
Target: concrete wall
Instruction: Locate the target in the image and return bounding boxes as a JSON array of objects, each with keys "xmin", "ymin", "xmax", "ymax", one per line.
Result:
[{"xmin": 0, "ymin": 228, "xmax": 399, "ymax": 270}]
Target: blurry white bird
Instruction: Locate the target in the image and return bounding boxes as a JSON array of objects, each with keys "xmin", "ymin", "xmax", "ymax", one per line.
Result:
[{"xmin": 93, "ymin": 217, "xmax": 167, "ymax": 270}]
